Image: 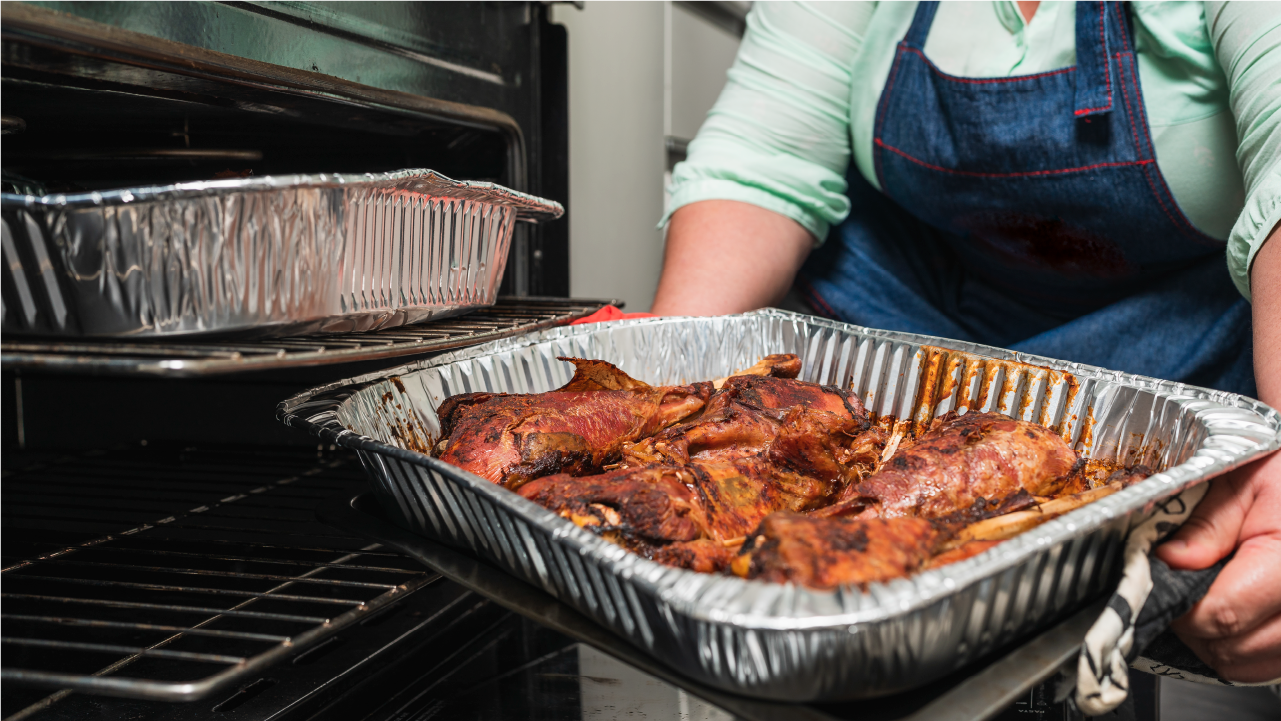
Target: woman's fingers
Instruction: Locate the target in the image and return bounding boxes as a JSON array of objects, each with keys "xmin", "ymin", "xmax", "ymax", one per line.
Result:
[
  {"xmin": 1172, "ymin": 535, "xmax": 1281, "ymax": 640},
  {"xmin": 1175, "ymin": 597, "xmax": 1281, "ymax": 683},
  {"xmin": 1156, "ymin": 472, "xmax": 1251, "ymax": 570},
  {"xmin": 1162, "ymin": 452, "xmax": 1281, "ymax": 681}
]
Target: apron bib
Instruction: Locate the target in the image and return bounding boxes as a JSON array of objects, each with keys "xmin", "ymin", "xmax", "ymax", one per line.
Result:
[{"xmin": 799, "ymin": 1, "xmax": 1254, "ymax": 397}]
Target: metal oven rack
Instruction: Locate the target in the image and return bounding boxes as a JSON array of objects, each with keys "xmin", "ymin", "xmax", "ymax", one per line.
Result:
[
  {"xmin": 0, "ymin": 297, "xmax": 615, "ymax": 717},
  {"xmin": 0, "ymin": 298, "xmax": 615, "ymax": 377},
  {"xmin": 0, "ymin": 446, "xmax": 435, "ymax": 714}
]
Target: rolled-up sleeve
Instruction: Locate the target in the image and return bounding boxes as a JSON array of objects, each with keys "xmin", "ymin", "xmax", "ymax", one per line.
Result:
[
  {"xmin": 1207, "ymin": 1, "xmax": 1281, "ymax": 300},
  {"xmin": 662, "ymin": 2, "xmax": 873, "ymax": 243}
]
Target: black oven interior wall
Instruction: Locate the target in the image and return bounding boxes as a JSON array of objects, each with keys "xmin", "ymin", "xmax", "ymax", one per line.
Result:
[
  {"xmin": 1, "ymin": 5, "xmax": 585, "ymax": 720},
  {"xmin": 1, "ymin": 1, "xmax": 570, "ymax": 452}
]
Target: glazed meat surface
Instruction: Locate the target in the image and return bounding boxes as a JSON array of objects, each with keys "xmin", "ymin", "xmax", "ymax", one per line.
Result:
[
  {"xmin": 518, "ymin": 455, "xmax": 838, "ymax": 552},
  {"xmin": 623, "ymin": 375, "xmax": 871, "ymax": 472},
  {"xmin": 651, "ymin": 539, "xmax": 737, "ymax": 573},
  {"xmin": 435, "ymin": 358, "xmax": 711, "ymax": 488},
  {"xmin": 526, "ymin": 374, "xmax": 876, "ymax": 557},
  {"xmin": 518, "ymin": 464, "xmax": 703, "ymax": 545},
  {"xmin": 824, "ymin": 411, "xmax": 1079, "ymax": 520},
  {"xmin": 437, "ymin": 354, "xmax": 1152, "ymax": 590},
  {"xmin": 692, "ymin": 456, "xmax": 835, "ymax": 539},
  {"xmin": 735, "ymin": 512, "xmax": 941, "ymax": 590}
]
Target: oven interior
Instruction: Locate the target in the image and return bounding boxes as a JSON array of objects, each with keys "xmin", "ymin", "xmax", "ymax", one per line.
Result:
[
  {"xmin": 1, "ymin": 5, "xmax": 601, "ymax": 719},
  {"xmin": 1, "ymin": 73, "xmax": 509, "ymax": 193}
]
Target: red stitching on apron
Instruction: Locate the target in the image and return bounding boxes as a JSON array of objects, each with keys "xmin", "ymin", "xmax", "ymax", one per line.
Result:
[
  {"xmin": 798, "ymin": 279, "xmax": 840, "ymax": 321},
  {"xmin": 1115, "ymin": 53, "xmax": 1223, "ymax": 245},
  {"xmin": 1112, "ymin": 2, "xmax": 1133, "ymax": 52},
  {"xmin": 1112, "ymin": 54, "xmax": 1209, "ymax": 243},
  {"xmin": 1116, "ymin": 54, "xmax": 1147, "ymax": 157},
  {"xmin": 873, "ymin": 45, "xmax": 911, "ymax": 188},
  {"xmin": 874, "ymin": 139, "xmax": 1152, "ymax": 178}
]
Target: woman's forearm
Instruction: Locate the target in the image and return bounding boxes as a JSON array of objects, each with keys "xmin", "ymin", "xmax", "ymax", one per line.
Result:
[
  {"xmin": 1252, "ymin": 224, "xmax": 1281, "ymax": 406},
  {"xmin": 1154, "ymin": 224, "xmax": 1281, "ymax": 684},
  {"xmin": 650, "ymin": 200, "xmax": 815, "ymax": 316}
]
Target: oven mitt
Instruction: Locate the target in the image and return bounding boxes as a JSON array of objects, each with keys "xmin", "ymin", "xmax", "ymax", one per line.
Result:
[{"xmin": 1074, "ymin": 482, "xmax": 1281, "ymax": 715}]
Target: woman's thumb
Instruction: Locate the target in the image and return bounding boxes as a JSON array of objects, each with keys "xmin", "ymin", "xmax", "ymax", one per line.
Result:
[{"xmin": 1156, "ymin": 476, "xmax": 1248, "ymax": 570}]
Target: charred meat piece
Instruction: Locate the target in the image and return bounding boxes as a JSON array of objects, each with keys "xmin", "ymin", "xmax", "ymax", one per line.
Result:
[
  {"xmin": 1105, "ymin": 465, "xmax": 1152, "ymax": 488},
  {"xmin": 518, "ymin": 465, "xmax": 703, "ymax": 544},
  {"xmin": 943, "ymin": 480, "xmax": 1127, "ymax": 549},
  {"xmin": 733, "ymin": 483, "xmax": 1052, "ymax": 589},
  {"xmin": 692, "ymin": 456, "xmax": 838, "ymax": 541},
  {"xmin": 1056, "ymin": 461, "xmax": 1153, "ymax": 496},
  {"xmin": 925, "ymin": 540, "xmax": 1004, "ymax": 569},
  {"xmin": 622, "ymin": 375, "xmax": 870, "ymax": 471},
  {"xmin": 516, "ymin": 373, "xmax": 879, "ymax": 562},
  {"xmin": 435, "ymin": 358, "xmax": 711, "ymax": 488},
  {"xmin": 734, "ymin": 512, "xmax": 941, "ymax": 590},
  {"xmin": 823, "ymin": 411, "xmax": 1078, "ymax": 521},
  {"xmin": 711, "ymin": 354, "xmax": 804, "ymax": 388},
  {"xmin": 518, "ymin": 455, "xmax": 834, "ymax": 551},
  {"xmin": 651, "ymin": 539, "xmax": 737, "ymax": 573},
  {"xmin": 710, "ymin": 374, "xmax": 865, "ymax": 419},
  {"xmin": 767, "ymin": 406, "xmax": 875, "ymax": 486},
  {"xmin": 622, "ymin": 402, "xmax": 781, "ymax": 467}
]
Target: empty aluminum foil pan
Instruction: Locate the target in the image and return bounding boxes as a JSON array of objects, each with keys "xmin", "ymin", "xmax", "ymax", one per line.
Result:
[
  {"xmin": 277, "ymin": 311, "xmax": 1278, "ymax": 701},
  {"xmin": 1, "ymin": 169, "xmax": 562, "ymax": 338}
]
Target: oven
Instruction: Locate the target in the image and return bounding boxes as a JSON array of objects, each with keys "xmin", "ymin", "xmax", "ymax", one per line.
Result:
[{"xmin": 1, "ymin": 4, "xmax": 1157, "ymax": 720}]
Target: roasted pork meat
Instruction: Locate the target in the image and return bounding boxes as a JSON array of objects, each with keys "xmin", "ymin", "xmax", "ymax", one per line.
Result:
[
  {"xmin": 622, "ymin": 375, "xmax": 872, "ymax": 477},
  {"xmin": 518, "ymin": 454, "xmax": 840, "ymax": 553},
  {"xmin": 822, "ymin": 411, "xmax": 1079, "ymax": 520},
  {"xmin": 517, "ymin": 464, "xmax": 703, "ymax": 545},
  {"xmin": 734, "ymin": 512, "xmax": 941, "ymax": 589},
  {"xmin": 437, "ymin": 353, "xmax": 1154, "ymax": 590},
  {"xmin": 651, "ymin": 539, "xmax": 737, "ymax": 573},
  {"xmin": 732, "ymin": 475, "xmax": 1052, "ymax": 590},
  {"xmin": 434, "ymin": 358, "xmax": 712, "ymax": 488},
  {"xmin": 520, "ymin": 373, "xmax": 878, "ymax": 562},
  {"xmin": 692, "ymin": 456, "xmax": 834, "ymax": 539},
  {"xmin": 711, "ymin": 353, "xmax": 804, "ymax": 388}
]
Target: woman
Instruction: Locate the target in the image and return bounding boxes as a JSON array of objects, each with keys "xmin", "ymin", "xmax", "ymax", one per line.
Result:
[{"xmin": 653, "ymin": 2, "xmax": 1280, "ymax": 683}]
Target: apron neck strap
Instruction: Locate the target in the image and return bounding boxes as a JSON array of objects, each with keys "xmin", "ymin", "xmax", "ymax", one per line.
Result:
[
  {"xmin": 1074, "ymin": 1, "xmax": 1124, "ymax": 118},
  {"xmin": 902, "ymin": 2, "xmax": 940, "ymax": 48},
  {"xmin": 902, "ymin": 1, "xmax": 1130, "ymax": 119}
]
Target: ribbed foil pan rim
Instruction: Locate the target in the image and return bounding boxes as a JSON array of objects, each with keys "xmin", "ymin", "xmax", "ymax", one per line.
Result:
[
  {"xmin": 278, "ymin": 310, "xmax": 1279, "ymax": 630},
  {"xmin": 0, "ymin": 168, "xmax": 564, "ymax": 222}
]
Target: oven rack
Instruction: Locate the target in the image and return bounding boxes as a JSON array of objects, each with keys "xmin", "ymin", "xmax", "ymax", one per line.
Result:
[
  {"xmin": 0, "ymin": 297, "xmax": 616, "ymax": 377},
  {"xmin": 0, "ymin": 446, "xmax": 434, "ymax": 712}
]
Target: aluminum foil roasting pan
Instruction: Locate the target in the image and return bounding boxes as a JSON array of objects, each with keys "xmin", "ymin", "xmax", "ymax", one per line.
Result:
[
  {"xmin": 1, "ymin": 170, "xmax": 562, "ymax": 338},
  {"xmin": 277, "ymin": 311, "xmax": 1279, "ymax": 701}
]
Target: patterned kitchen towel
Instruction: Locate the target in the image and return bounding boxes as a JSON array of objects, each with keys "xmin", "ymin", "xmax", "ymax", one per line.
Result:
[{"xmin": 1075, "ymin": 482, "xmax": 1281, "ymax": 715}]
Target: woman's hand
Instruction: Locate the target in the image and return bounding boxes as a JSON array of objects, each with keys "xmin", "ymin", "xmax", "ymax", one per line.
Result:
[
  {"xmin": 1154, "ymin": 223, "xmax": 1281, "ymax": 683},
  {"xmin": 1155, "ymin": 453, "xmax": 1281, "ymax": 682},
  {"xmin": 650, "ymin": 200, "xmax": 814, "ymax": 316}
]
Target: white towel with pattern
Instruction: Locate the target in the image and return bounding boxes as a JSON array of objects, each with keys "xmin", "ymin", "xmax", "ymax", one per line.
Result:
[{"xmin": 1075, "ymin": 482, "xmax": 1281, "ymax": 715}]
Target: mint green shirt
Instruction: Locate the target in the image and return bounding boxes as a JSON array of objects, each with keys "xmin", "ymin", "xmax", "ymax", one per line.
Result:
[{"xmin": 666, "ymin": 2, "xmax": 1281, "ymax": 300}]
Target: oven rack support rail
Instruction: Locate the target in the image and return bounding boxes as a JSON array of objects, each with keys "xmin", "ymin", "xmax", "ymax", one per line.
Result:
[{"xmin": 0, "ymin": 297, "xmax": 616, "ymax": 377}]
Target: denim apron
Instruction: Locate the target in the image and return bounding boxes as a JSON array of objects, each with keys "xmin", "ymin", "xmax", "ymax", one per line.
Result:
[{"xmin": 798, "ymin": 1, "xmax": 1255, "ymax": 396}]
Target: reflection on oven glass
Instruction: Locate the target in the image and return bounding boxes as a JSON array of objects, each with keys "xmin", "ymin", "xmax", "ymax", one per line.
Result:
[
  {"xmin": 577, "ymin": 645, "xmax": 733, "ymax": 721},
  {"xmin": 372, "ymin": 614, "xmax": 580, "ymax": 721},
  {"xmin": 413, "ymin": 614, "xmax": 733, "ymax": 721}
]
